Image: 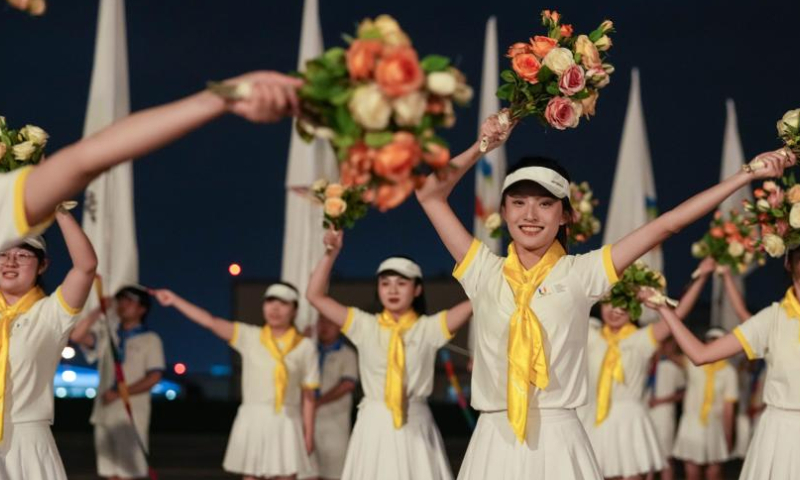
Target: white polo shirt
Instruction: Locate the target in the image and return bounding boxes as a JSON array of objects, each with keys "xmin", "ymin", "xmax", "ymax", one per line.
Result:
[
  {"xmin": 230, "ymin": 323, "xmax": 319, "ymax": 407},
  {"xmin": 586, "ymin": 325, "xmax": 658, "ymax": 405},
  {"xmin": 342, "ymin": 308, "xmax": 452, "ymax": 402},
  {"xmin": 734, "ymin": 302, "xmax": 800, "ymax": 410},
  {"xmin": 7, "ymin": 287, "xmax": 81, "ymax": 425},
  {"xmin": 454, "ymin": 240, "xmax": 618, "ymax": 411},
  {"xmin": 317, "ymin": 341, "xmax": 358, "ymax": 417}
]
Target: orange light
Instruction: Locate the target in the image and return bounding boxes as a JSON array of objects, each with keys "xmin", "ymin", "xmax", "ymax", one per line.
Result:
[
  {"xmin": 228, "ymin": 263, "xmax": 242, "ymax": 276},
  {"xmin": 174, "ymin": 363, "xmax": 187, "ymax": 375}
]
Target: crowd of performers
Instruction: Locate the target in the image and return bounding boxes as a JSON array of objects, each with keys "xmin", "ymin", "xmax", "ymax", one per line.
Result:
[{"xmin": 0, "ymin": 72, "xmax": 797, "ymax": 480}]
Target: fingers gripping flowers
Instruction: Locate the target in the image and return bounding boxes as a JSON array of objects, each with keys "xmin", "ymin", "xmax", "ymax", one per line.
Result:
[{"xmin": 0, "ymin": 116, "xmax": 48, "ymax": 172}]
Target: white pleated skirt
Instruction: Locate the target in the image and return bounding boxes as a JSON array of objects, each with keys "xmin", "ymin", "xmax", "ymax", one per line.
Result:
[
  {"xmin": 649, "ymin": 405, "xmax": 678, "ymax": 460},
  {"xmin": 672, "ymin": 411, "xmax": 729, "ymax": 465},
  {"xmin": 314, "ymin": 412, "xmax": 351, "ymax": 479},
  {"xmin": 341, "ymin": 398, "xmax": 453, "ymax": 480},
  {"xmin": 0, "ymin": 421, "xmax": 67, "ymax": 480},
  {"xmin": 223, "ymin": 403, "xmax": 317, "ymax": 478},
  {"xmin": 582, "ymin": 400, "xmax": 665, "ymax": 477},
  {"xmin": 739, "ymin": 406, "xmax": 800, "ymax": 479},
  {"xmin": 458, "ymin": 408, "xmax": 602, "ymax": 480}
]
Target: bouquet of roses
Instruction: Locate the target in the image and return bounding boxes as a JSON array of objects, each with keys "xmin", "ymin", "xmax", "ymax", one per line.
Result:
[
  {"xmin": 569, "ymin": 180, "xmax": 601, "ymax": 244},
  {"xmin": 743, "ymin": 175, "xmax": 800, "ymax": 257},
  {"xmin": 310, "ymin": 179, "xmax": 370, "ymax": 230},
  {"xmin": 293, "ymin": 15, "xmax": 472, "ymax": 214},
  {"xmin": 691, "ymin": 209, "xmax": 763, "ymax": 274},
  {"xmin": 605, "ymin": 261, "xmax": 675, "ymax": 321},
  {"xmin": 482, "ymin": 10, "xmax": 615, "ymax": 151},
  {"xmin": 777, "ymin": 108, "xmax": 800, "ymax": 155},
  {"xmin": 0, "ymin": 116, "xmax": 48, "ymax": 173}
]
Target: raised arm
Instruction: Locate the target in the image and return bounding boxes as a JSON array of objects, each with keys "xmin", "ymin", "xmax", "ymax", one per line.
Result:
[
  {"xmin": 415, "ymin": 112, "xmax": 512, "ymax": 263},
  {"xmin": 57, "ymin": 208, "xmax": 98, "ymax": 312},
  {"xmin": 673, "ymin": 257, "xmax": 716, "ymax": 320},
  {"xmin": 151, "ymin": 289, "xmax": 234, "ymax": 342},
  {"xmin": 306, "ymin": 229, "xmax": 349, "ymax": 327},
  {"xmin": 69, "ymin": 298, "xmax": 111, "ymax": 347},
  {"xmin": 651, "ymin": 302, "xmax": 743, "ymax": 365},
  {"xmin": 24, "ymin": 71, "xmax": 302, "ymax": 226},
  {"xmin": 445, "ymin": 300, "xmax": 473, "ymax": 334},
  {"xmin": 719, "ymin": 267, "xmax": 752, "ymax": 322},
  {"xmin": 611, "ymin": 150, "xmax": 796, "ymax": 276}
]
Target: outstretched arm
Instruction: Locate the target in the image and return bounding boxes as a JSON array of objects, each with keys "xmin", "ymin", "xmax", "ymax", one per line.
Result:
[
  {"xmin": 445, "ymin": 300, "xmax": 473, "ymax": 334},
  {"xmin": 24, "ymin": 71, "xmax": 302, "ymax": 226},
  {"xmin": 719, "ymin": 266, "xmax": 752, "ymax": 322},
  {"xmin": 673, "ymin": 257, "xmax": 716, "ymax": 320},
  {"xmin": 611, "ymin": 150, "xmax": 795, "ymax": 276},
  {"xmin": 152, "ymin": 289, "xmax": 235, "ymax": 342},
  {"xmin": 56, "ymin": 208, "xmax": 99, "ymax": 312}
]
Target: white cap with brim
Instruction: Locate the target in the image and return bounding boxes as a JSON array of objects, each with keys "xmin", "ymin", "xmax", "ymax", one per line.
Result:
[
  {"xmin": 376, "ymin": 257, "xmax": 423, "ymax": 280},
  {"xmin": 705, "ymin": 327, "xmax": 727, "ymax": 341},
  {"xmin": 501, "ymin": 166, "xmax": 569, "ymax": 199},
  {"xmin": 264, "ymin": 284, "xmax": 299, "ymax": 303},
  {"xmin": 16, "ymin": 236, "xmax": 47, "ymax": 254}
]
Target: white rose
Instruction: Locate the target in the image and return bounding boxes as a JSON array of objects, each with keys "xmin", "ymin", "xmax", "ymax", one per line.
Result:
[
  {"xmin": 20, "ymin": 125, "xmax": 48, "ymax": 145},
  {"xmin": 373, "ymin": 15, "xmax": 410, "ymax": 46},
  {"xmin": 453, "ymin": 83, "xmax": 474, "ymax": 105},
  {"xmin": 311, "ymin": 178, "xmax": 329, "ymax": 193},
  {"xmin": 594, "ymin": 35, "xmax": 612, "ymax": 51},
  {"xmin": 543, "ymin": 47, "xmax": 576, "ymax": 75},
  {"xmin": 392, "ymin": 91, "xmax": 427, "ymax": 127},
  {"xmin": 756, "ymin": 198, "xmax": 771, "ymax": 212},
  {"xmin": 485, "ymin": 212, "xmax": 502, "ymax": 231},
  {"xmin": 790, "ymin": 203, "xmax": 800, "ymax": 229},
  {"xmin": 744, "ymin": 252, "xmax": 754, "ymax": 265},
  {"xmin": 348, "ymin": 84, "xmax": 392, "ymax": 131},
  {"xmin": 763, "ymin": 233, "xmax": 786, "ymax": 258},
  {"xmin": 691, "ymin": 241, "xmax": 709, "ymax": 258},
  {"xmin": 579, "ymin": 200, "xmax": 593, "ymax": 214},
  {"xmin": 778, "ymin": 109, "xmax": 800, "ymax": 136},
  {"xmin": 426, "ymin": 72, "xmax": 457, "ymax": 96},
  {"xmin": 727, "ymin": 240, "xmax": 745, "ymax": 258},
  {"xmin": 12, "ymin": 141, "xmax": 36, "ymax": 161},
  {"xmin": 591, "ymin": 218, "xmax": 601, "ymax": 234}
]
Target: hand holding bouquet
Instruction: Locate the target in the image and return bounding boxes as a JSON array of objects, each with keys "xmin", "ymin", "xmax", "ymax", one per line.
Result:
[
  {"xmin": 744, "ymin": 175, "xmax": 800, "ymax": 257},
  {"xmin": 605, "ymin": 261, "xmax": 674, "ymax": 321},
  {"xmin": 691, "ymin": 209, "xmax": 763, "ymax": 274}
]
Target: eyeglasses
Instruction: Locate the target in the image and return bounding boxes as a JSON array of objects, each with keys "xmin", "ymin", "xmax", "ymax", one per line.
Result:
[{"xmin": 0, "ymin": 251, "xmax": 38, "ymax": 266}]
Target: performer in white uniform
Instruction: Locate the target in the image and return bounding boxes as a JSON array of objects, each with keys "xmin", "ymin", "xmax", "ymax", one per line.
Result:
[
  {"xmin": 308, "ymin": 232, "xmax": 473, "ymax": 480},
  {"xmin": 71, "ymin": 285, "xmax": 165, "ymax": 480},
  {"xmin": 313, "ymin": 315, "xmax": 358, "ymax": 480},
  {"xmin": 0, "ymin": 207, "xmax": 97, "ymax": 480},
  {"xmin": 154, "ymin": 283, "xmax": 319, "ymax": 480}
]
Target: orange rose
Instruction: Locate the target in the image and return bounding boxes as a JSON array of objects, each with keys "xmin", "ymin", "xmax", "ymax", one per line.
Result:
[
  {"xmin": 422, "ymin": 143, "xmax": 450, "ymax": 169},
  {"xmin": 512, "ymin": 53, "xmax": 541, "ymax": 84},
  {"xmin": 346, "ymin": 39, "xmax": 384, "ymax": 80},
  {"xmin": 723, "ymin": 222, "xmax": 738, "ymax": 236},
  {"xmin": 341, "ymin": 143, "xmax": 374, "ymax": 187},
  {"xmin": 506, "ymin": 42, "xmax": 532, "ymax": 58},
  {"xmin": 373, "ymin": 132, "xmax": 421, "ymax": 182},
  {"xmin": 375, "ymin": 178, "xmax": 415, "ymax": 212},
  {"xmin": 426, "ymin": 96, "xmax": 446, "ymax": 115},
  {"xmin": 375, "ymin": 46, "xmax": 424, "ymax": 98},
  {"xmin": 530, "ymin": 36, "xmax": 558, "ymax": 59},
  {"xmin": 710, "ymin": 227, "xmax": 725, "ymax": 238},
  {"xmin": 324, "ymin": 197, "xmax": 348, "ymax": 218},
  {"xmin": 560, "ymin": 24, "xmax": 574, "ymax": 38},
  {"xmin": 542, "ymin": 10, "xmax": 561, "ymax": 24},
  {"xmin": 754, "ymin": 188, "xmax": 766, "ymax": 199},
  {"xmin": 581, "ymin": 90, "xmax": 599, "ymax": 118}
]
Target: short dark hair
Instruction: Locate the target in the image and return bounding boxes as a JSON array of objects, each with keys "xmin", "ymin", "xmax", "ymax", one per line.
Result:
[
  {"xmin": 115, "ymin": 285, "xmax": 152, "ymax": 319},
  {"xmin": 501, "ymin": 156, "xmax": 574, "ymax": 250}
]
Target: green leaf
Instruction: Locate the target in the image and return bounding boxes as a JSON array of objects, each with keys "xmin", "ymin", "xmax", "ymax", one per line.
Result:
[
  {"xmin": 537, "ymin": 65, "xmax": 554, "ymax": 83},
  {"xmin": 572, "ymin": 89, "xmax": 590, "ymax": 100},
  {"xmin": 546, "ymin": 83, "xmax": 561, "ymax": 96},
  {"xmin": 500, "ymin": 69, "xmax": 517, "ymax": 83},
  {"xmin": 420, "ymin": 54, "xmax": 451, "ymax": 72},
  {"xmin": 330, "ymin": 89, "xmax": 353, "ymax": 106},
  {"xmin": 496, "ymin": 83, "xmax": 515, "ymax": 101},
  {"xmin": 588, "ymin": 28, "xmax": 603, "ymax": 43},
  {"xmin": 364, "ymin": 131, "xmax": 394, "ymax": 148},
  {"xmin": 334, "ymin": 106, "xmax": 359, "ymax": 136},
  {"xmin": 771, "ymin": 208, "xmax": 785, "ymax": 218}
]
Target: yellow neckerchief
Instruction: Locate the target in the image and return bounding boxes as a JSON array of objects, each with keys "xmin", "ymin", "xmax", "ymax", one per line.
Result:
[
  {"xmin": 260, "ymin": 325, "xmax": 303, "ymax": 412},
  {"xmin": 595, "ymin": 322, "xmax": 638, "ymax": 425},
  {"xmin": 781, "ymin": 287, "xmax": 800, "ymax": 338},
  {"xmin": 377, "ymin": 309, "xmax": 419, "ymax": 429},
  {"xmin": 0, "ymin": 287, "xmax": 46, "ymax": 441},
  {"xmin": 502, "ymin": 241, "xmax": 566, "ymax": 442},
  {"xmin": 700, "ymin": 359, "xmax": 729, "ymax": 425}
]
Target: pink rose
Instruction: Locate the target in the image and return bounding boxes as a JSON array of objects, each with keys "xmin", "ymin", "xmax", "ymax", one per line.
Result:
[
  {"xmin": 586, "ymin": 67, "xmax": 610, "ymax": 88},
  {"xmin": 767, "ymin": 189, "xmax": 785, "ymax": 209},
  {"xmin": 558, "ymin": 65, "xmax": 586, "ymax": 96},
  {"xmin": 544, "ymin": 96, "xmax": 582, "ymax": 130},
  {"xmin": 777, "ymin": 219, "xmax": 790, "ymax": 237}
]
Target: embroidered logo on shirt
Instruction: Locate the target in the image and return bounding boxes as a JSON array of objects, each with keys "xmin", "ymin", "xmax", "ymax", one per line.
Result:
[{"xmin": 537, "ymin": 284, "xmax": 566, "ymax": 297}]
